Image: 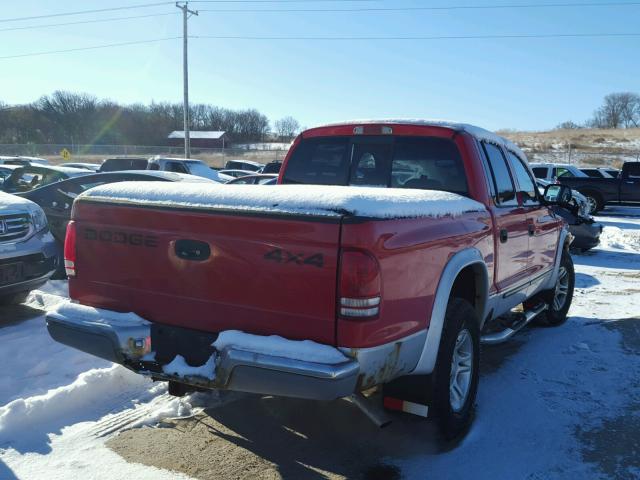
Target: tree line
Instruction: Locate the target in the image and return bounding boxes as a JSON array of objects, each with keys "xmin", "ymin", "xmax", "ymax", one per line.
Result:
[
  {"xmin": 557, "ymin": 92, "xmax": 640, "ymax": 130},
  {"xmin": 0, "ymin": 91, "xmax": 301, "ymax": 146}
]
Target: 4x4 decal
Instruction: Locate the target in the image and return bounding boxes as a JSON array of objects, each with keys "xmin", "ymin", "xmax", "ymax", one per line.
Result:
[{"xmin": 264, "ymin": 248, "xmax": 324, "ymax": 268}]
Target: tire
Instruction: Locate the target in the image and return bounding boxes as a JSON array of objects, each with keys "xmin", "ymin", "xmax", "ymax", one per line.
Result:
[
  {"xmin": 0, "ymin": 291, "xmax": 30, "ymax": 306},
  {"xmin": 533, "ymin": 250, "xmax": 575, "ymax": 327},
  {"xmin": 431, "ymin": 298, "xmax": 480, "ymax": 440},
  {"xmin": 581, "ymin": 191, "xmax": 603, "ymax": 214}
]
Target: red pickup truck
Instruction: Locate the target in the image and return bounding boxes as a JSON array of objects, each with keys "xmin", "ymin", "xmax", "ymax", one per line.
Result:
[{"xmin": 47, "ymin": 121, "xmax": 575, "ymax": 438}]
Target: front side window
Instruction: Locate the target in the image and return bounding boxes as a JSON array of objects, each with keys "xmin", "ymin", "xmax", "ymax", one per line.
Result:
[
  {"xmin": 554, "ymin": 167, "xmax": 574, "ymax": 178},
  {"xmin": 482, "ymin": 143, "xmax": 517, "ymax": 206},
  {"xmin": 508, "ymin": 152, "xmax": 538, "ymax": 205}
]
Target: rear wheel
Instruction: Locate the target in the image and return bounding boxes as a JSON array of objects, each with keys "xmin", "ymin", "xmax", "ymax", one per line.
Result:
[{"xmin": 432, "ymin": 298, "xmax": 480, "ymax": 440}]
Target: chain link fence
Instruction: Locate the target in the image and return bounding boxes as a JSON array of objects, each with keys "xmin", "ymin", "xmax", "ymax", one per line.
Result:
[
  {"xmin": 525, "ymin": 149, "xmax": 640, "ymax": 168},
  {"xmin": 1, "ymin": 143, "xmax": 638, "ymax": 169},
  {"xmin": 0, "ymin": 144, "xmax": 290, "ymax": 168}
]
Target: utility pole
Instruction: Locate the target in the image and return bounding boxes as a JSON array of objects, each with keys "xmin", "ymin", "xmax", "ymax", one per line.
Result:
[{"xmin": 176, "ymin": 2, "xmax": 198, "ymax": 159}]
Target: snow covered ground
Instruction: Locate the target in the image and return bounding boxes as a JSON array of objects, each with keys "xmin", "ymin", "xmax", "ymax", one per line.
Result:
[{"xmin": 0, "ymin": 206, "xmax": 639, "ymax": 479}]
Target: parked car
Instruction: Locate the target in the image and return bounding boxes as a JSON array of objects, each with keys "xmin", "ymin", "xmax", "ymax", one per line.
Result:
[
  {"xmin": 218, "ymin": 169, "xmax": 256, "ymax": 179},
  {"xmin": 0, "ymin": 165, "xmax": 21, "ymax": 185},
  {"xmin": 47, "ymin": 120, "xmax": 575, "ymax": 439},
  {"xmin": 530, "ymin": 163, "xmax": 588, "ymax": 181},
  {"xmin": 558, "ymin": 161, "xmax": 640, "ymax": 213},
  {"xmin": 0, "ymin": 156, "xmax": 49, "ymax": 166},
  {"xmin": 261, "ymin": 161, "xmax": 283, "ymax": 174},
  {"xmin": 147, "ymin": 157, "xmax": 233, "ymax": 183},
  {"xmin": 98, "ymin": 157, "xmax": 148, "ymax": 172},
  {"xmin": 1, "ymin": 165, "xmax": 90, "ymax": 193},
  {"xmin": 224, "ymin": 159, "xmax": 264, "ymax": 172},
  {"xmin": 226, "ymin": 174, "xmax": 278, "ymax": 185},
  {"xmin": 62, "ymin": 162, "xmax": 102, "ymax": 172},
  {"xmin": 537, "ymin": 179, "xmax": 602, "ymax": 251},
  {"xmin": 0, "ymin": 191, "xmax": 58, "ymax": 305},
  {"xmin": 16, "ymin": 170, "xmax": 215, "ymax": 247}
]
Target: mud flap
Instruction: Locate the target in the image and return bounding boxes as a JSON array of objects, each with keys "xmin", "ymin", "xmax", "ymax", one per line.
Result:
[{"xmin": 382, "ymin": 374, "xmax": 432, "ymax": 418}]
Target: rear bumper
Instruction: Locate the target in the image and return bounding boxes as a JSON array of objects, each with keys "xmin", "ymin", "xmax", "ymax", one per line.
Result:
[
  {"xmin": 46, "ymin": 305, "xmax": 359, "ymax": 400},
  {"xmin": 46, "ymin": 303, "xmax": 426, "ymax": 401},
  {"xmin": 569, "ymin": 221, "xmax": 602, "ymax": 251}
]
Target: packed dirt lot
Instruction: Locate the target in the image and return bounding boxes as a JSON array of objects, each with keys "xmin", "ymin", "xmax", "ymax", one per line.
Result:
[{"xmin": 1, "ymin": 207, "xmax": 639, "ymax": 479}]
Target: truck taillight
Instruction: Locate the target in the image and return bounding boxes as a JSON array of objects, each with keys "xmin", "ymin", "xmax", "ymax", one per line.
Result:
[
  {"xmin": 339, "ymin": 250, "xmax": 381, "ymax": 318},
  {"xmin": 64, "ymin": 221, "xmax": 77, "ymax": 277}
]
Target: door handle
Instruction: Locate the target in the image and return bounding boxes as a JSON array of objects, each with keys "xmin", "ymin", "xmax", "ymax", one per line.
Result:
[
  {"xmin": 500, "ymin": 229, "xmax": 508, "ymax": 243},
  {"xmin": 175, "ymin": 239, "xmax": 211, "ymax": 261}
]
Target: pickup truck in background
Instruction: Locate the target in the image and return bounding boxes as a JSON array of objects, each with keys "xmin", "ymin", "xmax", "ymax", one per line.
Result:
[
  {"xmin": 47, "ymin": 121, "xmax": 575, "ymax": 439},
  {"xmin": 558, "ymin": 161, "xmax": 640, "ymax": 213}
]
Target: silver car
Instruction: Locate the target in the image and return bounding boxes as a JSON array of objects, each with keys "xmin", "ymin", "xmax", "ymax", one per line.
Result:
[{"xmin": 0, "ymin": 191, "xmax": 58, "ymax": 304}]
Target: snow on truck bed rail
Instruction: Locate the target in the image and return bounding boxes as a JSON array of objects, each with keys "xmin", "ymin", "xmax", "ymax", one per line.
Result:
[{"xmin": 79, "ymin": 183, "xmax": 486, "ymax": 219}]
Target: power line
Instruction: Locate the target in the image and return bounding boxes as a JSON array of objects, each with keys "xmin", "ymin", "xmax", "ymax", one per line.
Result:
[
  {"xmin": 0, "ymin": 37, "xmax": 181, "ymax": 60},
  {"xmin": 197, "ymin": 1, "xmax": 640, "ymax": 12},
  {"xmin": 0, "ymin": 0, "xmax": 379, "ymax": 23},
  {"xmin": 193, "ymin": 32, "xmax": 640, "ymax": 40},
  {"xmin": 0, "ymin": 13, "xmax": 177, "ymax": 33},
  {"xmin": 0, "ymin": 2, "xmax": 175, "ymax": 23},
  {"xmin": 0, "ymin": 31, "xmax": 638, "ymax": 60}
]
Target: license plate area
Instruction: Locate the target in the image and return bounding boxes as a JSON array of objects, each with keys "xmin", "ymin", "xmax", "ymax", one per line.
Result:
[{"xmin": 0, "ymin": 262, "xmax": 25, "ymax": 286}]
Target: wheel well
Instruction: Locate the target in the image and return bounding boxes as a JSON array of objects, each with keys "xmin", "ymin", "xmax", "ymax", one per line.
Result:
[{"xmin": 449, "ymin": 264, "xmax": 488, "ymax": 322}]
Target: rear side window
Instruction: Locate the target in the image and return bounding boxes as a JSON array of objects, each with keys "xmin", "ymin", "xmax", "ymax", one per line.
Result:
[
  {"xmin": 625, "ymin": 163, "xmax": 640, "ymax": 179},
  {"xmin": 167, "ymin": 162, "xmax": 188, "ymax": 174},
  {"xmin": 482, "ymin": 143, "xmax": 517, "ymax": 206},
  {"xmin": 507, "ymin": 152, "xmax": 538, "ymax": 205},
  {"xmin": 282, "ymin": 136, "xmax": 468, "ymax": 195},
  {"xmin": 532, "ymin": 167, "xmax": 547, "ymax": 179}
]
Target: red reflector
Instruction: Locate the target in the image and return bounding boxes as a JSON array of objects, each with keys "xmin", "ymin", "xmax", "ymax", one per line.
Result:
[{"xmin": 64, "ymin": 221, "xmax": 77, "ymax": 277}]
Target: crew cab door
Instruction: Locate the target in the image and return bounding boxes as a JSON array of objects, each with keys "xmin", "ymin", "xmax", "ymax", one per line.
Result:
[
  {"xmin": 620, "ymin": 163, "xmax": 640, "ymax": 202},
  {"xmin": 506, "ymin": 152, "xmax": 559, "ymax": 276},
  {"xmin": 481, "ymin": 142, "xmax": 530, "ymax": 293}
]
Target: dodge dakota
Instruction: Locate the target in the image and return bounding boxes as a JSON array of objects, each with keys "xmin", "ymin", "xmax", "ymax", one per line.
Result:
[{"xmin": 47, "ymin": 120, "xmax": 575, "ymax": 438}]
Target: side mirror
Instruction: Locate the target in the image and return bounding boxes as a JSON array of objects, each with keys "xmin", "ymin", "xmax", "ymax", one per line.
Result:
[{"xmin": 543, "ymin": 184, "xmax": 572, "ymax": 207}]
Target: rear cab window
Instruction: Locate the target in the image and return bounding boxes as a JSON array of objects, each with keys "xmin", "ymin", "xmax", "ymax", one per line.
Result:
[
  {"xmin": 282, "ymin": 136, "xmax": 469, "ymax": 196},
  {"xmin": 532, "ymin": 167, "xmax": 548, "ymax": 179}
]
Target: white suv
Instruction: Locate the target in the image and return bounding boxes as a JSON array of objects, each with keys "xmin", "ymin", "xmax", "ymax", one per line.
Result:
[{"xmin": 529, "ymin": 163, "xmax": 588, "ymax": 181}]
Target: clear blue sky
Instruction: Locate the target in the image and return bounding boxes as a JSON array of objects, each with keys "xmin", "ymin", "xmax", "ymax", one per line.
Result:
[{"xmin": 1, "ymin": 1, "xmax": 639, "ymax": 131}]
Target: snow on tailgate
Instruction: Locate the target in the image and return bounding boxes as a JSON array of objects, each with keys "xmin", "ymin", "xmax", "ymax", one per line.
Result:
[{"xmin": 78, "ymin": 182, "xmax": 486, "ymax": 219}]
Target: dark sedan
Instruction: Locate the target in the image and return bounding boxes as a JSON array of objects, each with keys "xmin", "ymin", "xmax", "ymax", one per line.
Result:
[
  {"xmin": 1, "ymin": 165, "xmax": 90, "ymax": 194},
  {"xmin": 227, "ymin": 174, "xmax": 278, "ymax": 185}
]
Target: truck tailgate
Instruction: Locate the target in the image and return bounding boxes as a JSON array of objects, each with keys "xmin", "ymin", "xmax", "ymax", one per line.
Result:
[{"xmin": 70, "ymin": 201, "xmax": 341, "ymax": 345}]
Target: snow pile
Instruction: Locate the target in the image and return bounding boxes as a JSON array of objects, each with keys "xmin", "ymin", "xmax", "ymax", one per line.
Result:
[
  {"xmin": 599, "ymin": 225, "xmax": 640, "ymax": 251},
  {"xmin": 213, "ymin": 330, "xmax": 349, "ymax": 364},
  {"xmin": 51, "ymin": 302, "xmax": 150, "ymax": 327},
  {"xmin": 79, "ymin": 183, "xmax": 486, "ymax": 219},
  {"xmin": 163, "ymin": 354, "xmax": 217, "ymax": 380},
  {"xmin": 0, "ymin": 365, "xmax": 150, "ymax": 450}
]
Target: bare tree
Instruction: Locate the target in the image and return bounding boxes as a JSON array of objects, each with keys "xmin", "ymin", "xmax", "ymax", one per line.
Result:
[
  {"xmin": 274, "ymin": 116, "xmax": 300, "ymax": 140},
  {"xmin": 556, "ymin": 121, "xmax": 582, "ymax": 130},
  {"xmin": 590, "ymin": 92, "xmax": 640, "ymax": 129}
]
